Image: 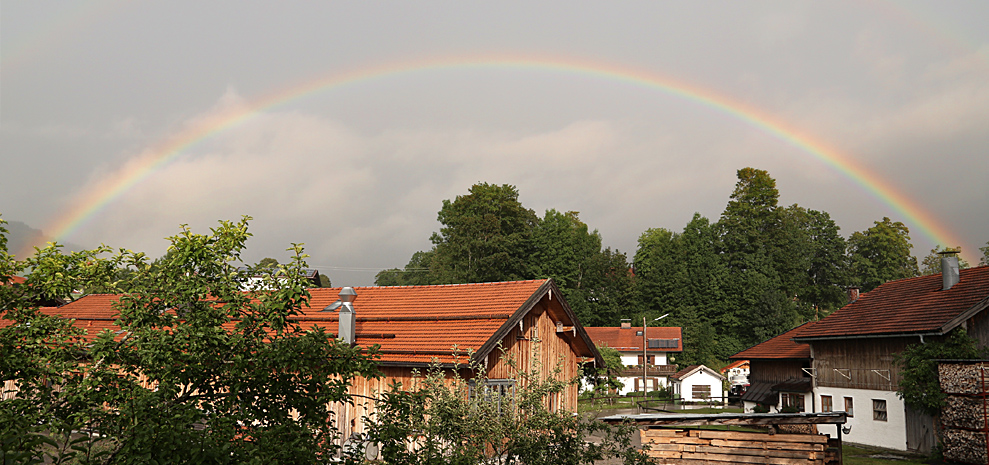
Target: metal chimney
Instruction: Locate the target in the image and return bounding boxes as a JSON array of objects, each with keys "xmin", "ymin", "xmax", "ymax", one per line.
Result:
[
  {"xmin": 939, "ymin": 251, "xmax": 961, "ymax": 291},
  {"xmin": 337, "ymin": 287, "xmax": 357, "ymax": 344}
]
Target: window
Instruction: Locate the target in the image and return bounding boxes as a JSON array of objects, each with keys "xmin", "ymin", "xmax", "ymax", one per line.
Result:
[
  {"xmin": 873, "ymin": 399, "xmax": 887, "ymax": 421},
  {"xmin": 692, "ymin": 384, "xmax": 711, "ymax": 399},
  {"xmin": 844, "ymin": 397, "xmax": 854, "ymax": 417},
  {"xmin": 821, "ymin": 395, "xmax": 833, "ymax": 413},
  {"xmin": 781, "ymin": 393, "xmax": 805, "ymax": 412},
  {"xmin": 637, "ymin": 354, "xmax": 655, "ymax": 365},
  {"xmin": 468, "ymin": 379, "xmax": 515, "ymax": 414}
]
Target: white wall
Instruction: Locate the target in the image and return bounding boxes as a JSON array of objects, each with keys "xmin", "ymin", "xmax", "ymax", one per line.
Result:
[
  {"xmin": 678, "ymin": 370, "xmax": 724, "ymax": 402},
  {"xmin": 813, "ymin": 387, "xmax": 907, "ymax": 451}
]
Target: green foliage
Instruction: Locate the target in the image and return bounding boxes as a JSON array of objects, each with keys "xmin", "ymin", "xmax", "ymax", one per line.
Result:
[
  {"xmin": 362, "ymin": 352, "xmax": 650, "ymax": 465},
  {"xmin": 429, "ymin": 183, "xmax": 539, "ymax": 283},
  {"xmin": 848, "ymin": 217, "xmax": 919, "ymax": 291},
  {"xmin": 584, "ymin": 346, "xmax": 625, "ymax": 394},
  {"xmin": 920, "ymin": 246, "xmax": 969, "ymax": 275},
  {"xmin": 980, "ymin": 241, "xmax": 989, "ymax": 266},
  {"xmin": 1, "ymin": 217, "xmax": 381, "ymax": 464},
  {"xmin": 895, "ymin": 329, "xmax": 989, "ymax": 416}
]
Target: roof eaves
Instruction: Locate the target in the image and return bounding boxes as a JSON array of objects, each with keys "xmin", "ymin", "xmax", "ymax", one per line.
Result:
[
  {"xmin": 938, "ymin": 295, "xmax": 989, "ymax": 335},
  {"xmin": 793, "ymin": 330, "xmax": 943, "ymax": 343}
]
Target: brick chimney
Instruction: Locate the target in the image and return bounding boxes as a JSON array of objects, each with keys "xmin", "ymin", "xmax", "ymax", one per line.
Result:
[
  {"xmin": 847, "ymin": 286, "xmax": 860, "ymax": 303},
  {"xmin": 620, "ymin": 319, "xmax": 632, "ymax": 329}
]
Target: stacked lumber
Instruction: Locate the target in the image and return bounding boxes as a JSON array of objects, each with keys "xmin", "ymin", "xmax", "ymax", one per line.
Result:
[
  {"xmin": 938, "ymin": 362, "xmax": 989, "ymax": 465},
  {"xmin": 640, "ymin": 429, "xmax": 829, "ymax": 464}
]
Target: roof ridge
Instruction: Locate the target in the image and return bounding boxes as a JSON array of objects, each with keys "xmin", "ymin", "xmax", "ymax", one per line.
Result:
[{"xmin": 324, "ymin": 279, "xmax": 549, "ymax": 289}]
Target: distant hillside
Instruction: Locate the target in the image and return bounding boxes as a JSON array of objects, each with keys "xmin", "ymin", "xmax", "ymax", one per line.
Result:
[{"xmin": 3, "ymin": 220, "xmax": 86, "ymax": 257}]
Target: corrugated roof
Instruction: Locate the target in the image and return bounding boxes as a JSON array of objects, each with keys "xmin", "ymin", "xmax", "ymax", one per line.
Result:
[
  {"xmin": 0, "ymin": 280, "xmax": 599, "ymax": 366},
  {"xmin": 795, "ymin": 265, "xmax": 989, "ymax": 340},
  {"xmin": 731, "ymin": 321, "xmax": 817, "ymax": 360},
  {"xmin": 583, "ymin": 326, "xmax": 682, "ymax": 352}
]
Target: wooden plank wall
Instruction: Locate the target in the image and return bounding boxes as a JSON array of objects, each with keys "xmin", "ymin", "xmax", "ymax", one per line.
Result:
[
  {"xmin": 486, "ymin": 299, "xmax": 582, "ymax": 412},
  {"xmin": 749, "ymin": 360, "xmax": 806, "ymax": 384},
  {"xmin": 812, "ymin": 337, "xmax": 919, "ymax": 390},
  {"xmin": 641, "ymin": 429, "xmax": 832, "ymax": 464}
]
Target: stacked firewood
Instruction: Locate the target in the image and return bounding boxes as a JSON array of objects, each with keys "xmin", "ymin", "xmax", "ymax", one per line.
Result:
[
  {"xmin": 640, "ymin": 429, "xmax": 831, "ymax": 464},
  {"xmin": 938, "ymin": 362, "xmax": 989, "ymax": 465}
]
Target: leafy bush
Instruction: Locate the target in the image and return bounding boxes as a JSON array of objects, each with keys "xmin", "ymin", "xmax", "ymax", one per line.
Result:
[{"xmin": 361, "ymin": 350, "xmax": 651, "ymax": 465}]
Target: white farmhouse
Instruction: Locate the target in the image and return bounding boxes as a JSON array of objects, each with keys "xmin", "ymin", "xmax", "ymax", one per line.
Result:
[{"xmin": 584, "ymin": 320, "xmax": 682, "ymax": 395}]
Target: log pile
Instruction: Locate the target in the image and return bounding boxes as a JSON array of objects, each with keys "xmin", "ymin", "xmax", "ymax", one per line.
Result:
[
  {"xmin": 942, "ymin": 429, "xmax": 987, "ymax": 465},
  {"xmin": 640, "ymin": 429, "xmax": 831, "ymax": 464},
  {"xmin": 938, "ymin": 361, "xmax": 989, "ymax": 465}
]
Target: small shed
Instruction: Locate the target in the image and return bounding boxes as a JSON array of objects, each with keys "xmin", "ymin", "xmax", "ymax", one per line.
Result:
[{"xmin": 671, "ymin": 364, "xmax": 725, "ymax": 402}]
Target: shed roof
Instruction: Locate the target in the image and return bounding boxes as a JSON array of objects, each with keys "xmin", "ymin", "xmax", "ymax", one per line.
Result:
[{"xmin": 795, "ymin": 265, "xmax": 989, "ymax": 341}]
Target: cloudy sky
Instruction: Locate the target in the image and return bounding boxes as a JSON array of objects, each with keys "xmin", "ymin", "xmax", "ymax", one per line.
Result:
[{"xmin": 2, "ymin": 1, "xmax": 987, "ymax": 286}]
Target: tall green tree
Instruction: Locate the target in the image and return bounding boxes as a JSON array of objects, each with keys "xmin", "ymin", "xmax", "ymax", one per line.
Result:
[
  {"xmin": 848, "ymin": 217, "xmax": 920, "ymax": 291},
  {"xmin": 920, "ymin": 245, "xmax": 969, "ymax": 276},
  {"xmin": 716, "ymin": 168, "xmax": 795, "ymax": 351},
  {"xmin": 428, "ymin": 183, "xmax": 539, "ymax": 283},
  {"xmin": 1, "ymin": 218, "xmax": 380, "ymax": 464},
  {"xmin": 981, "ymin": 241, "xmax": 989, "ymax": 266},
  {"xmin": 530, "ymin": 210, "xmax": 632, "ymax": 326}
]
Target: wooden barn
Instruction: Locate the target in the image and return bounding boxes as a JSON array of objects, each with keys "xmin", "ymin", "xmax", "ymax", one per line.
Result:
[
  {"xmin": 792, "ymin": 261, "xmax": 989, "ymax": 453},
  {"xmin": 1, "ymin": 279, "xmax": 603, "ymax": 441}
]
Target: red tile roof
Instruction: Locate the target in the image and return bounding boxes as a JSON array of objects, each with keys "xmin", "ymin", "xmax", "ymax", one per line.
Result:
[
  {"xmin": 720, "ymin": 360, "xmax": 749, "ymax": 374},
  {"xmin": 583, "ymin": 326, "xmax": 682, "ymax": 352},
  {"xmin": 731, "ymin": 321, "xmax": 818, "ymax": 360},
  {"xmin": 1, "ymin": 280, "xmax": 600, "ymax": 366},
  {"xmin": 795, "ymin": 266, "xmax": 989, "ymax": 340},
  {"xmin": 2, "ymin": 276, "xmax": 27, "ymax": 285}
]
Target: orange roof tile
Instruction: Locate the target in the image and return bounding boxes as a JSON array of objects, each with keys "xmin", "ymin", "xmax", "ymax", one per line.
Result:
[
  {"xmin": 0, "ymin": 280, "xmax": 600, "ymax": 366},
  {"xmin": 583, "ymin": 326, "xmax": 682, "ymax": 352},
  {"xmin": 795, "ymin": 266, "xmax": 989, "ymax": 340},
  {"xmin": 731, "ymin": 321, "xmax": 817, "ymax": 360}
]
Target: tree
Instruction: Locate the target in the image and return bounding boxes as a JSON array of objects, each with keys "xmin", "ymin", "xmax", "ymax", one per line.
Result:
[
  {"xmin": 428, "ymin": 183, "xmax": 539, "ymax": 283},
  {"xmin": 896, "ymin": 329, "xmax": 988, "ymax": 416},
  {"xmin": 374, "ymin": 250, "xmax": 436, "ymax": 286},
  {"xmin": 979, "ymin": 240, "xmax": 989, "ymax": 266},
  {"xmin": 920, "ymin": 246, "xmax": 969, "ymax": 276},
  {"xmin": 362, "ymin": 355, "xmax": 650, "ymax": 465},
  {"xmin": 531, "ymin": 210, "xmax": 633, "ymax": 326},
  {"xmin": 1, "ymin": 218, "xmax": 380, "ymax": 464},
  {"xmin": 848, "ymin": 217, "xmax": 920, "ymax": 291}
]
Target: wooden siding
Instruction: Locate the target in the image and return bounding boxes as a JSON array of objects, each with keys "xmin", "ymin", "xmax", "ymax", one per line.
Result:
[
  {"xmin": 811, "ymin": 337, "xmax": 922, "ymax": 390},
  {"xmin": 330, "ymin": 294, "xmax": 587, "ymax": 441},
  {"xmin": 748, "ymin": 360, "xmax": 806, "ymax": 384},
  {"xmin": 965, "ymin": 307, "xmax": 989, "ymax": 348}
]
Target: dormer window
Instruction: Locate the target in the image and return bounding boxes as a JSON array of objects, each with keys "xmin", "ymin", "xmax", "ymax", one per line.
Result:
[{"xmin": 636, "ymin": 331, "xmax": 643, "ymax": 336}]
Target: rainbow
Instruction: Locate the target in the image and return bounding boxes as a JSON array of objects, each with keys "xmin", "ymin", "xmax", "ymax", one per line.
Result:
[{"xmin": 31, "ymin": 54, "xmax": 967, "ymax": 258}]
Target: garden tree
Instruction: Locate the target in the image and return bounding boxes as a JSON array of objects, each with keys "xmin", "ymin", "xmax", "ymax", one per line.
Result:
[
  {"xmin": 981, "ymin": 240, "xmax": 989, "ymax": 266},
  {"xmin": 427, "ymin": 183, "xmax": 539, "ymax": 283},
  {"xmin": 896, "ymin": 329, "xmax": 989, "ymax": 416},
  {"xmin": 848, "ymin": 217, "xmax": 920, "ymax": 291},
  {"xmin": 920, "ymin": 245, "xmax": 969, "ymax": 275},
  {"xmin": 362, "ymin": 356, "xmax": 649, "ymax": 465},
  {"xmin": 1, "ymin": 218, "xmax": 380, "ymax": 464},
  {"xmin": 583, "ymin": 346, "xmax": 626, "ymax": 395}
]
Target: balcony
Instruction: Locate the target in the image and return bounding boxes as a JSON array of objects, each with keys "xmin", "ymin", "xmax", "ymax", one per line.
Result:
[{"xmin": 620, "ymin": 365, "xmax": 677, "ymax": 377}]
